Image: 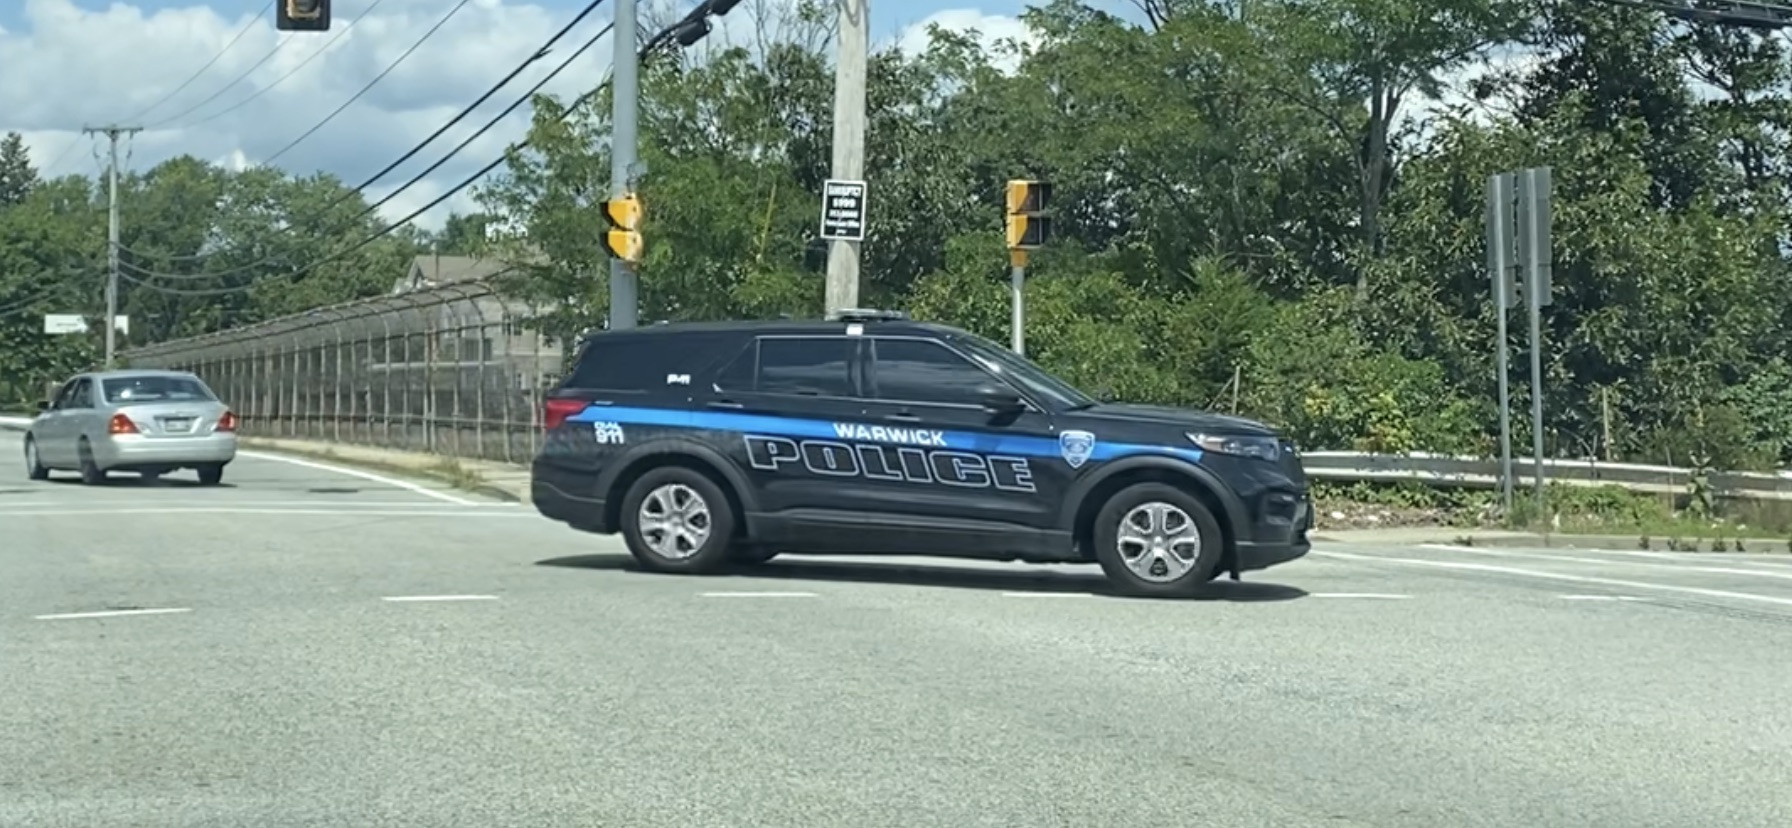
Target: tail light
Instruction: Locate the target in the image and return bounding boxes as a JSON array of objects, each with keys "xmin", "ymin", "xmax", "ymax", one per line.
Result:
[
  {"xmin": 108, "ymin": 413, "xmax": 139, "ymax": 435},
  {"xmin": 217, "ymin": 411, "xmax": 238, "ymax": 432},
  {"xmin": 543, "ymin": 398, "xmax": 587, "ymax": 431}
]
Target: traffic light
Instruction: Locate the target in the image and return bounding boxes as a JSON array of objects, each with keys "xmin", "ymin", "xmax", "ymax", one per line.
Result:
[
  {"xmin": 604, "ymin": 193, "xmax": 644, "ymax": 265},
  {"xmin": 276, "ymin": 0, "xmax": 331, "ymax": 31},
  {"xmin": 1005, "ymin": 179, "xmax": 1051, "ymax": 249}
]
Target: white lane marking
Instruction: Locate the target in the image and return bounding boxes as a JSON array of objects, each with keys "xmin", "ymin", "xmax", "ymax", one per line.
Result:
[
  {"xmin": 1560, "ymin": 594, "xmax": 1649, "ymax": 602},
  {"xmin": 35, "ymin": 607, "xmax": 192, "ymax": 621},
  {"xmin": 237, "ymin": 450, "xmax": 477, "ymax": 505},
  {"xmin": 1419, "ymin": 543, "xmax": 1792, "ymax": 582},
  {"xmin": 0, "ymin": 508, "xmax": 529, "ymax": 517},
  {"xmin": 699, "ymin": 591, "xmax": 818, "ymax": 598},
  {"xmin": 1310, "ymin": 592, "xmax": 1411, "ymax": 599},
  {"xmin": 381, "ymin": 595, "xmax": 499, "ymax": 602},
  {"xmin": 1316, "ymin": 550, "xmax": 1792, "ymax": 607},
  {"xmin": 0, "ymin": 500, "xmax": 517, "ymax": 510},
  {"xmin": 1000, "ymin": 591, "xmax": 1096, "ymax": 598}
]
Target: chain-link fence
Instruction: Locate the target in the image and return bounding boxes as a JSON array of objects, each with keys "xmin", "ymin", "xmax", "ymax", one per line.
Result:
[{"xmin": 122, "ymin": 283, "xmax": 569, "ymax": 465}]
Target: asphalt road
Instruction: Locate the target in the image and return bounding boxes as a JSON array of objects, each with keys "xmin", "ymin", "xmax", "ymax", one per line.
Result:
[{"xmin": 3, "ymin": 427, "xmax": 1791, "ymax": 827}]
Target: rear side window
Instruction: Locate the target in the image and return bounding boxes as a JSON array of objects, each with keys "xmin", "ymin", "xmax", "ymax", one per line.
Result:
[
  {"xmin": 757, "ymin": 337, "xmax": 856, "ymax": 397},
  {"xmin": 102, "ymin": 375, "xmax": 215, "ymax": 405},
  {"xmin": 565, "ymin": 333, "xmax": 733, "ymax": 391}
]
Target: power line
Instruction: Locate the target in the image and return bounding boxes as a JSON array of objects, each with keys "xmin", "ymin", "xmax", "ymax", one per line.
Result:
[
  {"xmin": 0, "ymin": 268, "xmax": 100, "ymax": 320},
  {"xmin": 123, "ymin": 0, "xmax": 616, "ymax": 276},
  {"xmin": 123, "ymin": 20, "xmax": 619, "ymax": 297},
  {"xmin": 183, "ymin": 0, "xmax": 395, "ymax": 130},
  {"xmin": 145, "ymin": 34, "xmax": 303, "ymax": 131},
  {"xmin": 24, "ymin": 0, "xmax": 268, "ymax": 178},
  {"xmin": 259, "ymin": 0, "xmax": 479, "ymax": 167},
  {"xmin": 123, "ymin": 0, "xmax": 270, "ymax": 124},
  {"xmin": 124, "ymin": 0, "xmax": 728, "ymax": 304}
]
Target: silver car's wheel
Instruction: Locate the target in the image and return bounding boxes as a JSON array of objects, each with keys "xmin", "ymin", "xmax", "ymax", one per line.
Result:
[
  {"xmin": 23, "ymin": 438, "xmax": 48, "ymax": 481},
  {"xmin": 1116, "ymin": 502, "xmax": 1203, "ymax": 583},
  {"xmin": 636, "ymin": 482, "xmax": 712, "ymax": 560}
]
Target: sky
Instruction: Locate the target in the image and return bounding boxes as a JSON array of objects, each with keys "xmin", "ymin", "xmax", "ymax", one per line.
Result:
[{"xmin": 0, "ymin": 0, "xmax": 1041, "ymax": 233}]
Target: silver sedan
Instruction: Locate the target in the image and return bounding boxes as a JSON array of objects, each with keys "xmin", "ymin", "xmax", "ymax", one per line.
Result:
[{"xmin": 23, "ymin": 369, "xmax": 238, "ymax": 485}]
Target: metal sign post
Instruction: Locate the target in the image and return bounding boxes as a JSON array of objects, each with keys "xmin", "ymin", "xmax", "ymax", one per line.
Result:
[
  {"xmin": 1487, "ymin": 166, "xmax": 1552, "ymax": 516},
  {"xmin": 1485, "ymin": 173, "xmax": 1517, "ymax": 513},
  {"xmin": 1517, "ymin": 167, "xmax": 1553, "ymax": 514}
]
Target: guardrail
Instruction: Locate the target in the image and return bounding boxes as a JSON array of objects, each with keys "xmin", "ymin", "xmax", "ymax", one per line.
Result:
[{"xmin": 1301, "ymin": 451, "xmax": 1792, "ymax": 501}]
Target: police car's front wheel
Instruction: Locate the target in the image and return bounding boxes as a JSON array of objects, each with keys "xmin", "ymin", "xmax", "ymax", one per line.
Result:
[
  {"xmin": 1092, "ymin": 483, "xmax": 1225, "ymax": 598},
  {"xmin": 620, "ymin": 466, "xmax": 737, "ymax": 574}
]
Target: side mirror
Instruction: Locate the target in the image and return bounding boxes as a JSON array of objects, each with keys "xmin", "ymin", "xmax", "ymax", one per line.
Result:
[
  {"xmin": 36, "ymin": 399, "xmax": 50, "ymax": 412},
  {"xmin": 977, "ymin": 387, "xmax": 1026, "ymax": 419}
]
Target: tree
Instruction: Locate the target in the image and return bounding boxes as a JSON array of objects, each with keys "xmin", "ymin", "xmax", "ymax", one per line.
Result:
[{"xmin": 0, "ymin": 131, "xmax": 38, "ymax": 207}]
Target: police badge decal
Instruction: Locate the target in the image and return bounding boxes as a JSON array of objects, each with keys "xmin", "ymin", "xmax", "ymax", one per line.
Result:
[{"xmin": 1058, "ymin": 430, "xmax": 1095, "ymax": 469}]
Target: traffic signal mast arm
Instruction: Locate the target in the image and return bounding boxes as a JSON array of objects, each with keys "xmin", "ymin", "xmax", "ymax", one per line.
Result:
[{"xmin": 1605, "ymin": 0, "xmax": 1792, "ymax": 28}]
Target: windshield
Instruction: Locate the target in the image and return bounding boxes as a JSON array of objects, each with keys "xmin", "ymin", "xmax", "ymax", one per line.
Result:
[
  {"xmin": 951, "ymin": 332, "xmax": 1098, "ymax": 410},
  {"xmin": 101, "ymin": 375, "xmax": 216, "ymax": 405}
]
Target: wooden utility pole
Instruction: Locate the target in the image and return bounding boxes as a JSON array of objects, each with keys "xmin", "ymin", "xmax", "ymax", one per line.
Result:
[{"xmin": 82, "ymin": 124, "xmax": 141, "ymax": 368}]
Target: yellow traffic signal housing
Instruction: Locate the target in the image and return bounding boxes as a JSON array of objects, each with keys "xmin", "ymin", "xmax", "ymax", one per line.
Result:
[
  {"xmin": 604, "ymin": 193, "xmax": 644, "ymax": 264},
  {"xmin": 1004, "ymin": 179, "xmax": 1051, "ymax": 250},
  {"xmin": 1005, "ymin": 180, "xmax": 1051, "ymax": 214},
  {"xmin": 1006, "ymin": 214, "xmax": 1049, "ymax": 248},
  {"xmin": 276, "ymin": 0, "xmax": 331, "ymax": 31}
]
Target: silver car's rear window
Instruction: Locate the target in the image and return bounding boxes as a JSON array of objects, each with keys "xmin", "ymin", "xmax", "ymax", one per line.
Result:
[{"xmin": 101, "ymin": 376, "xmax": 216, "ymax": 404}]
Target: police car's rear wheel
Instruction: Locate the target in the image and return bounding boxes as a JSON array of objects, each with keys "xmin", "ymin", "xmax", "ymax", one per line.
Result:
[
  {"xmin": 1092, "ymin": 482, "xmax": 1224, "ymax": 598},
  {"xmin": 620, "ymin": 467, "xmax": 736, "ymax": 574}
]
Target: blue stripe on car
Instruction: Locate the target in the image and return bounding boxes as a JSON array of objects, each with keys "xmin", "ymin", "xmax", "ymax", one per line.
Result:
[{"xmin": 564, "ymin": 404, "xmax": 1203, "ymax": 464}]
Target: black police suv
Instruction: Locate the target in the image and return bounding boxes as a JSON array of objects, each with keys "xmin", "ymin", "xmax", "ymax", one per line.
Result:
[{"xmin": 530, "ymin": 310, "xmax": 1312, "ymax": 597}]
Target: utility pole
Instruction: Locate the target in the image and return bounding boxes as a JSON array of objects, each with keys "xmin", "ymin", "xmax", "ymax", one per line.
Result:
[
  {"xmin": 824, "ymin": 0, "xmax": 869, "ymax": 315},
  {"xmin": 608, "ymin": 0, "xmax": 640, "ymax": 330},
  {"xmin": 83, "ymin": 124, "xmax": 140, "ymax": 368}
]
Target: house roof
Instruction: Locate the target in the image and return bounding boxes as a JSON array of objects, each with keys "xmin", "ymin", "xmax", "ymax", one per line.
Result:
[{"xmin": 394, "ymin": 255, "xmax": 514, "ymax": 294}]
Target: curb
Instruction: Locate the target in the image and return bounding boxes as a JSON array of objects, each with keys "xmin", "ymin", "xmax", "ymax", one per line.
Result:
[
  {"xmin": 1312, "ymin": 531, "xmax": 1792, "ymax": 554},
  {"xmin": 236, "ymin": 437, "xmax": 530, "ymax": 505}
]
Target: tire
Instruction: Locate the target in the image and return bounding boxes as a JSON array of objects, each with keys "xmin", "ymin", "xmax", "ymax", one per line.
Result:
[
  {"xmin": 196, "ymin": 464, "xmax": 225, "ymax": 486},
  {"xmin": 618, "ymin": 466, "xmax": 736, "ymax": 574},
  {"xmin": 1091, "ymin": 482, "xmax": 1226, "ymax": 598},
  {"xmin": 78, "ymin": 439, "xmax": 107, "ymax": 486},
  {"xmin": 23, "ymin": 436, "xmax": 48, "ymax": 481}
]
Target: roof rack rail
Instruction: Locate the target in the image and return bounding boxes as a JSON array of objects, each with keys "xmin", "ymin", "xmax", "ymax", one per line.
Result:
[{"xmin": 826, "ymin": 308, "xmax": 909, "ymax": 322}]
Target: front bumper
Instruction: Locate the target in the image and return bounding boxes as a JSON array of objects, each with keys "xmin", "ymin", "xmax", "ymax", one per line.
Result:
[
  {"xmin": 94, "ymin": 432, "xmax": 237, "ymax": 469},
  {"xmin": 1233, "ymin": 493, "xmax": 1312, "ymax": 573}
]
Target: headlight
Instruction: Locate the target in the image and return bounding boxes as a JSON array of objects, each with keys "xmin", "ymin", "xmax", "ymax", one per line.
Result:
[{"xmin": 1186, "ymin": 432, "xmax": 1279, "ymax": 461}]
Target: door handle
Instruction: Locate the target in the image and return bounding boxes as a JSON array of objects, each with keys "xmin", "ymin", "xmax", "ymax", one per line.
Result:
[
  {"xmin": 885, "ymin": 411, "xmax": 921, "ymax": 422},
  {"xmin": 707, "ymin": 400, "xmax": 745, "ymax": 410}
]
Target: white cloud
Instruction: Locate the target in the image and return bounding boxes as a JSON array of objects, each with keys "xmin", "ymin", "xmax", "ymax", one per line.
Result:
[
  {"xmin": 0, "ymin": 0, "xmax": 617, "ymax": 233},
  {"xmin": 891, "ymin": 8, "xmax": 1037, "ymax": 74},
  {"xmin": 1, "ymin": 0, "xmax": 1040, "ymax": 243}
]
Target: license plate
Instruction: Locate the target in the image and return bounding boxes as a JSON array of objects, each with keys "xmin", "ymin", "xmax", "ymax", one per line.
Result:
[{"xmin": 162, "ymin": 418, "xmax": 192, "ymax": 431}]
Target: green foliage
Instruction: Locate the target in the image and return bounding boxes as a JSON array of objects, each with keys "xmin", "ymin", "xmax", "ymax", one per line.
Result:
[
  {"xmin": 0, "ymin": 132, "xmax": 38, "ymax": 208},
  {"xmin": 9, "ymin": 1, "xmax": 1792, "ymax": 482}
]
